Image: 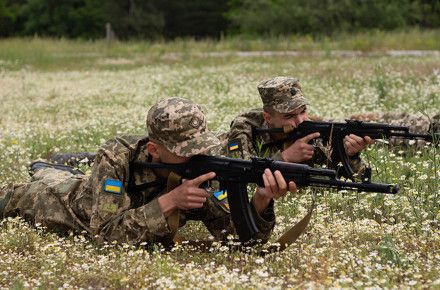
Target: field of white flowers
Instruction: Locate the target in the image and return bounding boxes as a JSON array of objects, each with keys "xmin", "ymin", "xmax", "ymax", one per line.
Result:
[{"xmin": 0, "ymin": 39, "xmax": 439, "ymax": 288}]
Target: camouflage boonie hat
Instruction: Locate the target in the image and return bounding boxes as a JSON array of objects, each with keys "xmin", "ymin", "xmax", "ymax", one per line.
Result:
[
  {"xmin": 258, "ymin": 76, "xmax": 308, "ymax": 113},
  {"xmin": 146, "ymin": 97, "xmax": 221, "ymax": 157}
]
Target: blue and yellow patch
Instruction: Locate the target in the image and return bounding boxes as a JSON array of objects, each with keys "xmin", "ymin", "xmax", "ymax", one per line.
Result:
[
  {"xmin": 103, "ymin": 179, "xmax": 123, "ymax": 195},
  {"xmin": 227, "ymin": 139, "xmax": 241, "ymax": 152},
  {"xmin": 213, "ymin": 189, "xmax": 227, "ymax": 201}
]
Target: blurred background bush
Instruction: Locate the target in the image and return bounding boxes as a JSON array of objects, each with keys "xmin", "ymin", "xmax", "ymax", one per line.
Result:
[{"xmin": 0, "ymin": 0, "xmax": 438, "ymax": 39}]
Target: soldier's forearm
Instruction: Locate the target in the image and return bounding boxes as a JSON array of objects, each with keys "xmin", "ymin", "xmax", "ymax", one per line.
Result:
[
  {"xmin": 272, "ymin": 150, "xmax": 285, "ymax": 161},
  {"xmin": 251, "ymin": 189, "xmax": 272, "ymax": 215},
  {"xmin": 158, "ymin": 194, "xmax": 177, "ymax": 218}
]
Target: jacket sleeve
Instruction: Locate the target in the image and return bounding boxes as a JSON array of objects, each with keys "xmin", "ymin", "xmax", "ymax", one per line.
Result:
[
  {"xmin": 88, "ymin": 137, "xmax": 172, "ymax": 244},
  {"xmin": 227, "ymin": 111, "xmax": 283, "ymax": 161},
  {"xmin": 249, "ymin": 199, "xmax": 276, "ymax": 243},
  {"xmin": 227, "ymin": 114, "xmax": 259, "ymax": 160}
]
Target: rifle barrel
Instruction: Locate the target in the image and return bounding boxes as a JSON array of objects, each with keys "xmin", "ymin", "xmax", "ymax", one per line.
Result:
[{"xmin": 306, "ymin": 177, "xmax": 398, "ymax": 194}]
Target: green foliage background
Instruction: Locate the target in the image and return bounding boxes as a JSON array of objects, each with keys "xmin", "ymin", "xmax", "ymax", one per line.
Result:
[
  {"xmin": 228, "ymin": 0, "xmax": 440, "ymax": 36},
  {"xmin": 0, "ymin": 0, "xmax": 439, "ymax": 39}
]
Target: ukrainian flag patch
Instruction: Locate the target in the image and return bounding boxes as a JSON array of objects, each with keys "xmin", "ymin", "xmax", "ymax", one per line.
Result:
[
  {"xmin": 213, "ymin": 189, "xmax": 227, "ymax": 201},
  {"xmin": 228, "ymin": 139, "xmax": 241, "ymax": 152},
  {"xmin": 103, "ymin": 179, "xmax": 123, "ymax": 195}
]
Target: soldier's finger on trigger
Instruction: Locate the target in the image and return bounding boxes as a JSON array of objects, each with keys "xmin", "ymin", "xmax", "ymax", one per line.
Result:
[
  {"xmin": 301, "ymin": 132, "xmax": 320, "ymax": 143},
  {"xmin": 191, "ymin": 171, "xmax": 216, "ymax": 186},
  {"xmin": 193, "ymin": 188, "xmax": 211, "ymax": 197},
  {"xmin": 187, "ymin": 195, "xmax": 207, "ymax": 203},
  {"xmin": 304, "ymin": 143, "xmax": 311, "ymax": 149}
]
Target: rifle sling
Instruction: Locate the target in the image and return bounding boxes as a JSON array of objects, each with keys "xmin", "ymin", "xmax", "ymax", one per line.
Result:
[
  {"xmin": 264, "ymin": 201, "xmax": 315, "ymax": 254},
  {"xmin": 173, "ymin": 201, "xmax": 315, "ymax": 256}
]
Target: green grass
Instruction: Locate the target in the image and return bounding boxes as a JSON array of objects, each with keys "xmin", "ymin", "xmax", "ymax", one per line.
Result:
[
  {"xmin": 0, "ymin": 35, "xmax": 439, "ymax": 288},
  {"xmin": 0, "ymin": 28, "xmax": 439, "ymax": 70}
]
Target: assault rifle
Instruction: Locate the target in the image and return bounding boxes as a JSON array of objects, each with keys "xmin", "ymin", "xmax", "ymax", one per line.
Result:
[
  {"xmin": 253, "ymin": 120, "xmax": 439, "ymax": 179},
  {"xmin": 131, "ymin": 155, "xmax": 398, "ymax": 243}
]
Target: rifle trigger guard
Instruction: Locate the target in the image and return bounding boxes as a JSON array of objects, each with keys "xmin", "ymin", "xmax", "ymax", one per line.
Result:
[{"xmin": 362, "ymin": 167, "xmax": 372, "ymax": 183}]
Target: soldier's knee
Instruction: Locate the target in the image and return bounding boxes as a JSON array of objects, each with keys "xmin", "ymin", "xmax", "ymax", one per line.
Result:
[
  {"xmin": 0, "ymin": 185, "xmax": 15, "ymax": 218},
  {"xmin": 29, "ymin": 161, "xmax": 85, "ymax": 177}
]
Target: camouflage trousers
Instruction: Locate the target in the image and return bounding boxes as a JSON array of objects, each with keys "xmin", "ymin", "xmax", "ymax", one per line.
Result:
[
  {"xmin": 0, "ymin": 168, "xmax": 87, "ymax": 234},
  {"xmin": 0, "ymin": 184, "xmax": 15, "ymax": 218}
]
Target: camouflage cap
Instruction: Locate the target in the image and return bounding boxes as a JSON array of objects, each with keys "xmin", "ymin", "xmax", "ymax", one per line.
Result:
[
  {"xmin": 146, "ymin": 97, "xmax": 221, "ymax": 157},
  {"xmin": 258, "ymin": 76, "xmax": 308, "ymax": 113}
]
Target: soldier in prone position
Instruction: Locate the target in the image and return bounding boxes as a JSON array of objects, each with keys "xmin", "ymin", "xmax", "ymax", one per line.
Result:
[
  {"xmin": 226, "ymin": 76, "xmax": 373, "ymax": 178},
  {"xmin": 48, "ymin": 79, "xmax": 438, "ymax": 171},
  {"xmin": 0, "ymin": 97, "xmax": 296, "ymax": 246}
]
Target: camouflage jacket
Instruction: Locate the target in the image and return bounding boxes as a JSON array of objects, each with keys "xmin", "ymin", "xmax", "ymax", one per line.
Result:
[
  {"xmin": 226, "ymin": 109, "xmax": 366, "ymax": 176},
  {"xmin": 370, "ymin": 112, "xmax": 438, "ymax": 147},
  {"xmin": 1, "ymin": 135, "xmax": 275, "ymax": 245},
  {"xmin": 348, "ymin": 112, "xmax": 439, "ymax": 148}
]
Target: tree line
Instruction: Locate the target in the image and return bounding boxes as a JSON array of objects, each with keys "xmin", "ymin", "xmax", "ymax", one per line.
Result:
[{"xmin": 0, "ymin": 0, "xmax": 438, "ymax": 39}]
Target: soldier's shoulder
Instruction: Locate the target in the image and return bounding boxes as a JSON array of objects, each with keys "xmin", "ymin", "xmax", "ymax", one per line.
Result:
[
  {"xmin": 231, "ymin": 108, "xmax": 265, "ymax": 126},
  {"xmin": 98, "ymin": 135, "xmax": 149, "ymax": 155},
  {"xmin": 241, "ymin": 108, "xmax": 264, "ymax": 118}
]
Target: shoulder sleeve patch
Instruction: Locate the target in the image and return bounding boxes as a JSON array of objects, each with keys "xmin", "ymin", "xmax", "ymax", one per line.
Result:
[
  {"xmin": 213, "ymin": 189, "xmax": 227, "ymax": 201},
  {"xmin": 227, "ymin": 139, "xmax": 242, "ymax": 153},
  {"xmin": 103, "ymin": 179, "xmax": 123, "ymax": 195},
  {"xmin": 100, "ymin": 203, "xmax": 119, "ymax": 214},
  {"xmin": 205, "ymin": 182, "xmax": 230, "ymax": 213},
  {"xmin": 213, "ymin": 189, "xmax": 230, "ymax": 213}
]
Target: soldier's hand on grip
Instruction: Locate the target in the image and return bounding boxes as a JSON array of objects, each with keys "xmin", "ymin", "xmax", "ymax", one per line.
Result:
[
  {"xmin": 255, "ymin": 169, "xmax": 297, "ymax": 200},
  {"xmin": 344, "ymin": 134, "xmax": 374, "ymax": 156},
  {"xmin": 281, "ymin": 132, "xmax": 320, "ymax": 163},
  {"xmin": 168, "ymin": 172, "xmax": 215, "ymax": 210}
]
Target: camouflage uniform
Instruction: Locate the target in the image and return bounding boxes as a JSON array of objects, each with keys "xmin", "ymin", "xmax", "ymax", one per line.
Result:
[
  {"xmin": 50, "ymin": 111, "xmax": 439, "ymax": 166},
  {"xmin": 0, "ymin": 98, "xmax": 275, "ymax": 246},
  {"xmin": 349, "ymin": 112, "xmax": 439, "ymax": 147},
  {"xmin": 227, "ymin": 77, "xmax": 366, "ymax": 175}
]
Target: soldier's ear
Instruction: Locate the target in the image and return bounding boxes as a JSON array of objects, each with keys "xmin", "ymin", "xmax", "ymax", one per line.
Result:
[
  {"xmin": 146, "ymin": 141, "xmax": 160, "ymax": 159},
  {"xmin": 263, "ymin": 111, "xmax": 271, "ymax": 124}
]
